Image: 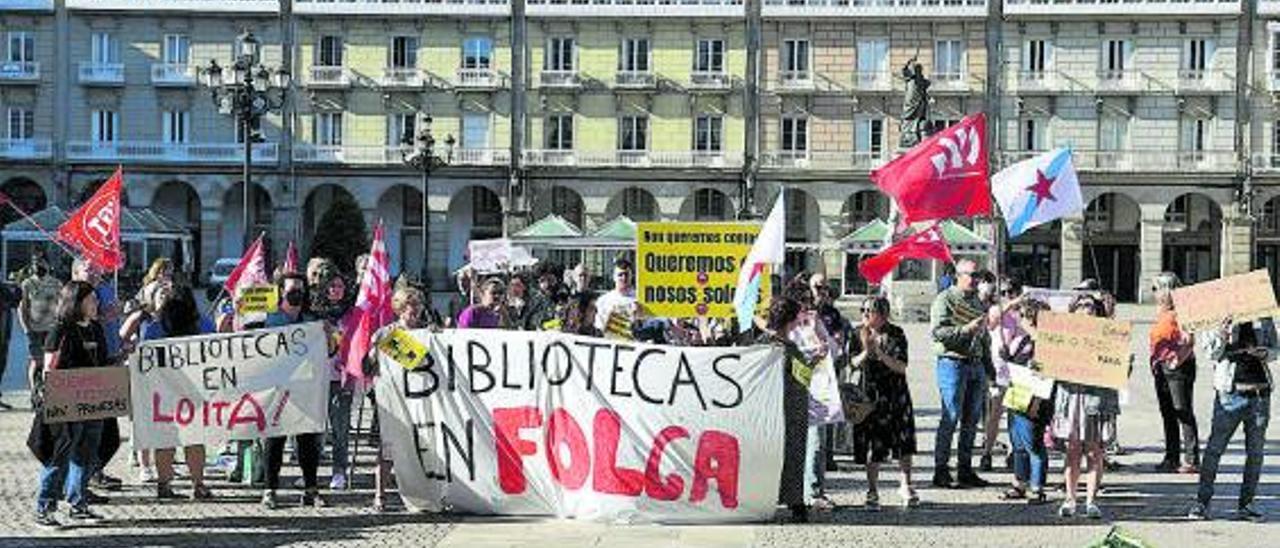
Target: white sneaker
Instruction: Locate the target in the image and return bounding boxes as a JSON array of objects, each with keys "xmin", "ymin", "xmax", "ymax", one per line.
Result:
[
  {"xmin": 1058, "ymin": 500, "xmax": 1077, "ymax": 518},
  {"xmin": 139, "ymin": 466, "xmax": 156, "ymax": 484},
  {"xmin": 1085, "ymin": 502, "xmax": 1103, "ymax": 520},
  {"xmin": 329, "ymin": 473, "xmax": 347, "ymax": 490}
]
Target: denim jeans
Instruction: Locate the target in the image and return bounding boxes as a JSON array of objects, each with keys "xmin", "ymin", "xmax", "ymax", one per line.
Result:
[
  {"xmin": 328, "ymin": 382, "xmax": 354, "ymax": 477},
  {"xmin": 35, "ymin": 420, "xmax": 104, "ymax": 514},
  {"xmin": 803, "ymin": 424, "xmax": 826, "ymax": 502},
  {"xmin": 1197, "ymin": 391, "xmax": 1270, "ymax": 508},
  {"xmin": 934, "ymin": 356, "xmax": 986, "ymax": 474},
  {"xmin": 1008, "ymin": 413, "xmax": 1047, "ymax": 491}
]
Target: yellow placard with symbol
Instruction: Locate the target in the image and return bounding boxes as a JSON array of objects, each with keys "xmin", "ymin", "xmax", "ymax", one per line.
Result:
[
  {"xmin": 236, "ymin": 285, "xmax": 279, "ymax": 315},
  {"xmin": 378, "ymin": 328, "xmax": 429, "ymax": 371},
  {"xmin": 636, "ymin": 222, "xmax": 771, "ymax": 319}
]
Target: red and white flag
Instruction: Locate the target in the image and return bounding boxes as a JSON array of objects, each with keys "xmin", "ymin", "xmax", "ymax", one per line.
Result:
[
  {"xmin": 283, "ymin": 241, "xmax": 300, "ymax": 275},
  {"xmin": 341, "ymin": 222, "xmax": 393, "ymax": 387},
  {"xmin": 58, "ymin": 166, "xmax": 124, "ymax": 272},
  {"xmin": 225, "ymin": 233, "xmax": 268, "ymax": 294},
  {"xmin": 871, "ymin": 113, "xmax": 992, "ymax": 224},
  {"xmin": 858, "ymin": 224, "xmax": 954, "ymax": 285}
]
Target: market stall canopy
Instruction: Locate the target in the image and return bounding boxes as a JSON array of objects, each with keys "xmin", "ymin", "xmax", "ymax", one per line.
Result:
[
  {"xmin": 2, "ymin": 205, "xmax": 193, "ymax": 242},
  {"xmin": 838, "ymin": 219, "xmax": 990, "ymax": 254},
  {"xmin": 511, "ymin": 214, "xmax": 638, "ymax": 250}
]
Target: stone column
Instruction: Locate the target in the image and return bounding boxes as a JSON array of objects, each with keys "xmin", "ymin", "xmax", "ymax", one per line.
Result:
[
  {"xmin": 1059, "ymin": 215, "xmax": 1085, "ymax": 290},
  {"xmin": 1139, "ymin": 204, "xmax": 1166, "ymax": 304},
  {"xmin": 199, "ymin": 206, "xmax": 222, "ymax": 285},
  {"xmin": 1221, "ymin": 206, "xmax": 1254, "ymax": 277}
]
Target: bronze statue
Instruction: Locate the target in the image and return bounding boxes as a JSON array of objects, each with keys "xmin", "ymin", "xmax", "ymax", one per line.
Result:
[{"xmin": 898, "ymin": 58, "xmax": 931, "ymax": 149}]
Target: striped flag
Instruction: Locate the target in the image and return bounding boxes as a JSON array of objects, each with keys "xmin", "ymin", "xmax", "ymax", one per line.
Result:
[
  {"xmin": 733, "ymin": 192, "xmax": 786, "ymax": 332},
  {"xmin": 225, "ymin": 233, "xmax": 267, "ymax": 295},
  {"xmin": 283, "ymin": 240, "xmax": 300, "ymax": 274},
  {"xmin": 341, "ymin": 222, "xmax": 394, "ymax": 387}
]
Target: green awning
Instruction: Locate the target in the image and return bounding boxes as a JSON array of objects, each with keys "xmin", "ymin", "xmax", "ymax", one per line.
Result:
[
  {"xmin": 839, "ymin": 219, "xmax": 990, "ymax": 254},
  {"xmin": 512, "ymin": 214, "xmax": 582, "ymax": 239},
  {"xmin": 590, "ymin": 216, "xmax": 636, "ymax": 241}
]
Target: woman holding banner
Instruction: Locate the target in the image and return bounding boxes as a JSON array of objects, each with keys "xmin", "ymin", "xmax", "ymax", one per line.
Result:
[
  {"xmin": 367, "ymin": 285, "xmax": 428, "ymax": 511},
  {"xmin": 764, "ymin": 293, "xmax": 811, "ymax": 522},
  {"xmin": 262, "ymin": 273, "xmax": 325, "ymax": 509},
  {"xmin": 33, "ymin": 281, "xmax": 109, "ymax": 528},
  {"xmin": 1051, "ymin": 294, "xmax": 1121, "ymax": 520},
  {"xmin": 144, "ymin": 285, "xmax": 216, "ymax": 500},
  {"xmin": 850, "ymin": 296, "xmax": 918, "ymax": 510},
  {"xmin": 313, "ymin": 268, "xmax": 356, "ymax": 491}
]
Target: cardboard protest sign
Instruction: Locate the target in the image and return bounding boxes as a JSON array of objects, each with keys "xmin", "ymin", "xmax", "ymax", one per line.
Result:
[
  {"xmin": 129, "ymin": 322, "xmax": 330, "ymax": 450},
  {"xmin": 1034, "ymin": 311, "xmax": 1131, "ymax": 390},
  {"xmin": 376, "ymin": 328, "xmax": 785, "ymax": 523},
  {"xmin": 236, "ymin": 285, "xmax": 279, "ymax": 315},
  {"xmin": 43, "ymin": 367, "xmax": 131, "ymax": 424},
  {"xmin": 636, "ymin": 222, "xmax": 770, "ymax": 319},
  {"xmin": 378, "ymin": 328, "xmax": 428, "ymax": 370},
  {"xmin": 1171, "ymin": 270, "xmax": 1280, "ymax": 333}
]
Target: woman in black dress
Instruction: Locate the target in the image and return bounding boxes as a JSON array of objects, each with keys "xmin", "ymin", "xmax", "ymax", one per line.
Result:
[{"xmin": 850, "ymin": 296, "xmax": 918, "ymax": 510}]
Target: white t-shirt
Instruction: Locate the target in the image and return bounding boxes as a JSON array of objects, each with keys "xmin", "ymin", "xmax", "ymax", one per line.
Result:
[{"xmin": 594, "ymin": 288, "xmax": 637, "ymax": 332}]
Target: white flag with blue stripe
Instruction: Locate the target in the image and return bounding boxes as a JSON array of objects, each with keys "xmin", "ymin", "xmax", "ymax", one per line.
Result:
[{"xmin": 992, "ymin": 148, "xmax": 1084, "ymax": 238}]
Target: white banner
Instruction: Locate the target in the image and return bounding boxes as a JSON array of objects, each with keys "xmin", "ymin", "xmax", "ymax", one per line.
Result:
[
  {"xmin": 129, "ymin": 322, "xmax": 330, "ymax": 450},
  {"xmin": 376, "ymin": 329, "xmax": 785, "ymax": 523}
]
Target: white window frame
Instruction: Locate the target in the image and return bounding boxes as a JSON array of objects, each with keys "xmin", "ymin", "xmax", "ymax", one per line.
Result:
[
  {"xmin": 390, "ymin": 36, "xmax": 418, "ymax": 69},
  {"xmin": 7, "ymin": 108, "xmax": 33, "ymax": 141},
  {"xmin": 91, "ymin": 110, "xmax": 119, "ymax": 142},
  {"xmin": 314, "ymin": 112, "xmax": 343, "ymax": 146},
  {"xmin": 695, "ymin": 38, "xmax": 725, "ymax": 73},
  {"xmin": 317, "ymin": 36, "xmax": 343, "ymax": 67},
  {"xmin": 619, "ymin": 37, "xmax": 651, "ymax": 73},
  {"xmin": 781, "ymin": 115, "xmax": 808, "ymax": 154},
  {"xmin": 461, "ymin": 112, "xmax": 491, "ymax": 150},
  {"xmin": 1181, "ymin": 117, "xmax": 1209, "ymax": 154},
  {"xmin": 1102, "ymin": 38, "xmax": 1132, "ymax": 75},
  {"xmin": 694, "ymin": 114, "xmax": 723, "ymax": 152},
  {"xmin": 618, "ymin": 115, "xmax": 648, "ymax": 152},
  {"xmin": 6, "ymin": 32, "xmax": 34, "ymax": 64},
  {"xmin": 782, "ymin": 39, "xmax": 809, "ymax": 74},
  {"xmin": 934, "ymin": 39, "xmax": 964, "ymax": 80},
  {"xmin": 1182, "ymin": 38, "xmax": 1213, "ymax": 77},
  {"xmin": 545, "ymin": 37, "xmax": 575, "ymax": 72},
  {"xmin": 163, "ymin": 34, "xmax": 190, "ymax": 66},
  {"xmin": 1022, "ymin": 39, "xmax": 1050, "ymax": 74},
  {"xmin": 388, "ymin": 113, "xmax": 416, "ymax": 146},
  {"xmin": 856, "ymin": 38, "xmax": 888, "ymax": 77},
  {"xmin": 546, "ymin": 114, "xmax": 573, "ymax": 150},
  {"xmin": 855, "ymin": 116, "xmax": 885, "ymax": 158},
  {"xmin": 1020, "ymin": 117, "xmax": 1047, "ymax": 152},
  {"xmin": 462, "ymin": 36, "xmax": 493, "ymax": 70},
  {"xmin": 162, "ymin": 110, "xmax": 189, "ymax": 144},
  {"xmin": 91, "ymin": 33, "xmax": 117, "ymax": 64}
]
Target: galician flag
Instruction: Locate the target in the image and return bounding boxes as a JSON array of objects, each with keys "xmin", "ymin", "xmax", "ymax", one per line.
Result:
[
  {"xmin": 992, "ymin": 147, "xmax": 1084, "ymax": 238},
  {"xmin": 734, "ymin": 193, "xmax": 786, "ymax": 332}
]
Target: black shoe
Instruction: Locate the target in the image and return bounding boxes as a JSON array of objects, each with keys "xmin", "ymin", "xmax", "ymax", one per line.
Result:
[
  {"xmin": 1155, "ymin": 460, "xmax": 1179, "ymax": 473},
  {"xmin": 1027, "ymin": 491, "xmax": 1050, "ymax": 505},
  {"xmin": 789, "ymin": 504, "xmax": 809, "ymax": 523},
  {"xmin": 979, "ymin": 454, "xmax": 993, "ymax": 472},
  {"xmin": 955, "ymin": 472, "xmax": 991, "ymax": 489},
  {"xmin": 91, "ymin": 473, "xmax": 124, "ymax": 491},
  {"xmin": 0, "ymin": 400, "xmax": 14, "ymax": 411},
  {"xmin": 65, "ymin": 506, "xmax": 103, "ymax": 526},
  {"xmin": 156, "ymin": 483, "xmax": 182, "ymax": 500},
  {"xmin": 302, "ymin": 490, "xmax": 327, "ymax": 508},
  {"xmin": 83, "ymin": 489, "xmax": 108, "ymax": 505},
  {"xmin": 931, "ymin": 470, "xmax": 955, "ymax": 489}
]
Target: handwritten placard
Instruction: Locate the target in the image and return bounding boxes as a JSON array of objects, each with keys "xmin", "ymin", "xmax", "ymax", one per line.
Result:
[
  {"xmin": 237, "ymin": 285, "xmax": 279, "ymax": 315},
  {"xmin": 1172, "ymin": 270, "xmax": 1280, "ymax": 333},
  {"xmin": 1034, "ymin": 311, "xmax": 1131, "ymax": 390},
  {"xmin": 43, "ymin": 367, "xmax": 131, "ymax": 424}
]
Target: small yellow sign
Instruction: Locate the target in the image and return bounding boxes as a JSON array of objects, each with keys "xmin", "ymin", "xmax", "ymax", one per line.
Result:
[
  {"xmin": 236, "ymin": 285, "xmax": 279, "ymax": 315},
  {"xmin": 378, "ymin": 328, "xmax": 429, "ymax": 370}
]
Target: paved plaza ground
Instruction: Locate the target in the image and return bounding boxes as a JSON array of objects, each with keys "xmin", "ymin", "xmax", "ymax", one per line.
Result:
[{"xmin": 0, "ymin": 313, "xmax": 1276, "ymax": 547}]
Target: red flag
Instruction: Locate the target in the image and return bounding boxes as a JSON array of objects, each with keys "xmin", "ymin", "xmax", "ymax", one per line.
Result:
[
  {"xmin": 858, "ymin": 224, "xmax": 954, "ymax": 285},
  {"xmin": 340, "ymin": 222, "xmax": 393, "ymax": 388},
  {"xmin": 283, "ymin": 241, "xmax": 300, "ymax": 275},
  {"xmin": 58, "ymin": 167, "xmax": 124, "ymax": 272},
  {"xmin": 224, "ymin": 234, "xmax": 267, "ymax": 294},
  {"xmin": 871, "ymin": 113, "xmax": 991, "ymax": 224}
]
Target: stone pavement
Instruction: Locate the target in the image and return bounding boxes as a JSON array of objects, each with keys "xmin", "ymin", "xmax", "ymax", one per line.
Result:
[{"xmin": 0, "ymin": 320, "xmax": 1277, "ymax": 547}]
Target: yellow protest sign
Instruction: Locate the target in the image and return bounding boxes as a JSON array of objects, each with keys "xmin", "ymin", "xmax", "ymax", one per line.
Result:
[
  {"xmin": 1034, "ymin": 311, "xmax": 1132, "ymax": 390},
  {"xmin": 236, "ymin": 285, "xmax": 279, "ymax": 315},
  {"xmin": 636, "ymin": 222, "xmax": 771, "ymax": 319},
  {"xmin": 378, "ymin": 328, "xmax": 429, "ymax": 370},
  {"xmin": 1171, "ymin": 269, "xmax": 1280, "ymax": 333}
]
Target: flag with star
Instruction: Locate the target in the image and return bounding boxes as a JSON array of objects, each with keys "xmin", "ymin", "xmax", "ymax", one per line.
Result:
[{"xmin": 992, "ymin": 147, "xmax": 1084, "ymax": 238}]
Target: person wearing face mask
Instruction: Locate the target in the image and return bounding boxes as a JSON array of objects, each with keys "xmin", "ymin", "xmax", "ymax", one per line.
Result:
[
  {"xmin": 261, "ymin": 273, "xmax": 325, "ymax": 509},
  {"xmin": 20, "ymin": 256, "xmax": 62, "ymax": 411},
  {"xmin": 312, "ymin": 269, "xmax": 355, "ymax": 491},
  {"xmin": 929, "ymin": 258, "xmax": 992, "ymax": 489}
]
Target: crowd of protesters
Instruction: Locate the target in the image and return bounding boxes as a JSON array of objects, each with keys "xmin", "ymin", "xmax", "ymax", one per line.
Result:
[{"xmin": 13, "ymin": 247, "xmax": 1275, "ymax": 528}]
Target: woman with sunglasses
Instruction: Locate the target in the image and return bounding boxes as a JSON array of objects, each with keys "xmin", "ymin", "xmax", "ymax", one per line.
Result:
[{"xmin": 850, "ymin": 296, "xmax": 918, "ymax": 509}]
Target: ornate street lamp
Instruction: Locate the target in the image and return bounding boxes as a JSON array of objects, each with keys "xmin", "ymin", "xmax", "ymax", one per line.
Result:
[
  {"xmin": 200, "ymin": 31, "xmax": 290, "ymax": 253},
  {"xmin": 401, "ymin": 115, "xmax": 455, "ymax": 286}
]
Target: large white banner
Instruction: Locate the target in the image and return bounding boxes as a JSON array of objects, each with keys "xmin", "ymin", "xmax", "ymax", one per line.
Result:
[
  {"xmin": 130, "ymin": 322, "xmax": 330, "ymax": 450},
  {"xmin": 376, "ymin": 329, "xmax": 785, "ymax": 523}
]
